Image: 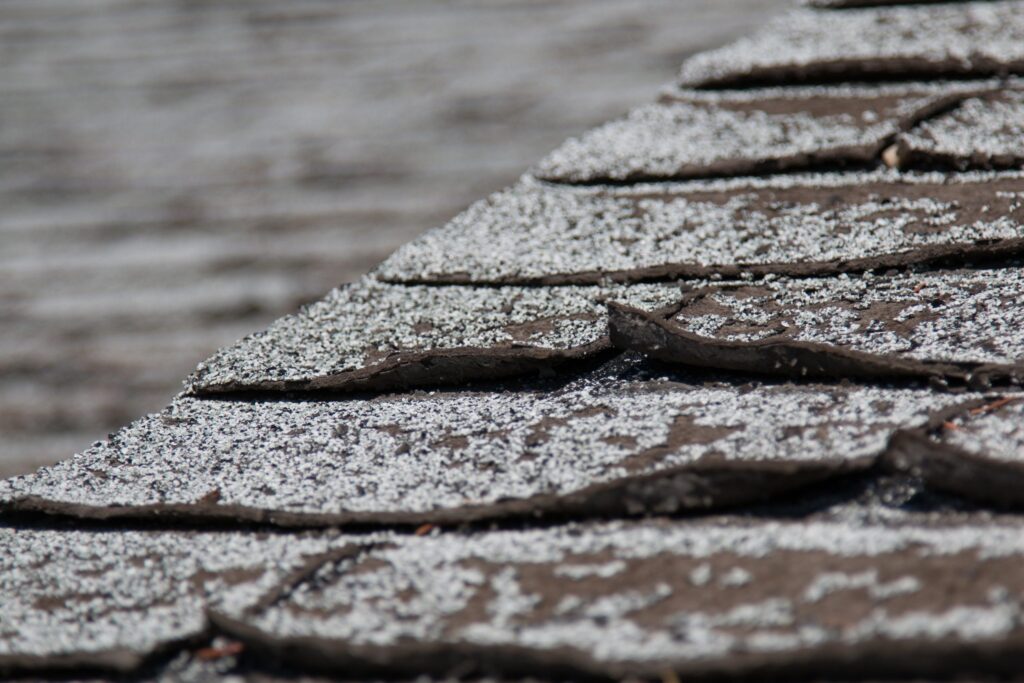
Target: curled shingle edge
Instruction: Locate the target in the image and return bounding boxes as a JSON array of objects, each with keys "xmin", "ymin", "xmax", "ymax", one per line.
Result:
[
  {"xmin": 607, "ymin": 300, "xmax": 1024, "ymax": 387},
  {"xmin": 884, "ymin": 396, "xmax": 1024, "ymax": 508}
]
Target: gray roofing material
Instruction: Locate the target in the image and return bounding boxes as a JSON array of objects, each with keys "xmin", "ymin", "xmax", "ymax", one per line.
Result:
[
  {"xmin": 610, "ymin": 266, "xmax": 1024, "ymax": 386},
  {"xmin": 375, "ymin": 171, "xmax": 1024, "ymax": 285},
  {"xmin": 678, "ymin": 1, "xmax": 1024, "ymax": 88},
  {"xmin": 0, "ymin": 356, "xmax": 968, "ymax": 526},
  {"xmin": 895, "ymin": 89, "xmax": 1024, "ymax": 171},
  {"xmin": 887, "ymin": 395, "xmax": 1024, "ymax": 508},
  {"xmin": 212, "ymin": 518, "xmax": 1024, "ymax": 679},
  {"xmin": 532, "ymin": 86, "xmax": 960, "ymax": 184},
  {"xmin": 185, "ymin": 277, "xmax": 681, "ymax": 395},
  {"xmin": 0, "ymin": 526, "xmax": 355, "ymax": 673}
]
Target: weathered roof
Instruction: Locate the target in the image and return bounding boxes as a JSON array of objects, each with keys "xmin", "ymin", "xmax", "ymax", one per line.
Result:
[
  {"xmin": 679, "ymin": 1, "xmax": 1024, "ymax": 88},
  {"xmin": 610, "ymin": 266, "xmax": 1024, "ymax": 385},
  {"xmin": 186, "ymin": 277, "xmax": 681, "ymax": 395},
  {"xmin": 376, "ymin": 171, "xmax": 1024, "ymax": 285},
  {"xmin": 8, "ymin": 1, "xmax": 1024, "ymax": 680}
]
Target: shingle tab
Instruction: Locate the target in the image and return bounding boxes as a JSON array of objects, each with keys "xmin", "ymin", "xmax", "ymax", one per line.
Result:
[
  {"xmin": 0, "ymin": 526, "xmax": 355, "ymax": 673},
  {"xmin": 214, "ymin": 518, "xmax": 1024, "ymax": 679},
  {"xmin": 896, "ymin": 89, "xmax": 1024, "ymax": 171},
  {"xmin": 611, "ymin": 266, "xmax": 1024, "ymax": 386},
  {"xmin": 534, "ymin": 86, "xmax": 958, "ymax": 184},
  {"xmin": 679, "ymin": 1, "xmax": 1024, "ymax": 88},
  {"xmin": 186, "ymin": 277, "xmax": 681, "ymax": 395},
  {"xmin": 0, "ymin": 356, "xmax": 966, "ymax": 526},
  {"xmin": 376, "ymin": 172, "xmax": 1024, "ymax": 285}
]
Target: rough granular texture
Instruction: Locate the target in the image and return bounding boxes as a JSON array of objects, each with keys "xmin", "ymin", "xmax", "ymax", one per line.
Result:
[
  {"xmin": 896, "ymin": 89, "xmax": 1024, "ymax": 171},
  {"xmin": 679, "ymin": 1, "xmax": 1024, "ymax": 88},
  {"xmin": 375, "ymin": 172, "xmax": 1024, "ymax": 285},
  {"xmin": 0, "ymin": 527, "xmax": 353, "ymax": 671},
  {"xmin": 186, "ymin": 277, "xmax": 681, "ymax": 395},
  {"xmin": 0, "ymin": 357, "xmax": 965, "ymax": 525},
  {"xmin": 533, "ymin": 87, "xmax": 953, "ymax": 183},
  {"xmin": 660, "ymin": 266, "xmax": 1024, "ymax": 382},
  {"xmin": 222, "ymin": 518, "xmax": 1024, "ymax": 679}
]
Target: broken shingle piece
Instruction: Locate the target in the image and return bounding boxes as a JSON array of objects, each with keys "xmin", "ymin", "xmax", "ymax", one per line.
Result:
[
  {"xmin": 0, "ymin": 356, "xmax": 966, "ymax": 526},
  {"xmin": 611, "ymin": 266, "xmax": 1024, "ymax": 386},
  {"xmin": 0, "ymin": 526, "xmax": 357, "ymax": 674},
  {"xmin": 376, "ymin": 172, "xmax": 1024, "ymax": 285},
  {"xmin": 887, "ymin": 395, "xmax": 1024, "ymax": 508},
  {"xmin": 895, "ymin": 89, "xmax": 1024, "ymax": 171},
  {"xmin": 214, "ymin": 518, "xmax": 1024, "ymax": 679},
  {"xmin": 185, "ymin": 277, "xmax": 681, "ymax": 395},
  {"xmin": 534, "ymin": 86, "xmax": 961, "ymax": 184},
  {"xmin": 679, "ymin": 1, "xmax": 1024, "ymax": 89}
]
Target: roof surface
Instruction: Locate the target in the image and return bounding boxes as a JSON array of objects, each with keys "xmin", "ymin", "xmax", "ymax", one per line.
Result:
[{"xmin": 5, "ymin": 0, "xmax": 1024, "ymax": 681}]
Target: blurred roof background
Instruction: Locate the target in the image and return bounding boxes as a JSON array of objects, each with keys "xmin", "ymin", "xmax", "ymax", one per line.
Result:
[{"xmin": 0, "ymin": 0, "xmax": 786, "ymax": 477}]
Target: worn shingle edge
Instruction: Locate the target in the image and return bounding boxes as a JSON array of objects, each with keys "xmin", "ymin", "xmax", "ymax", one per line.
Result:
[
  {"xmin": 884, "ymin": 396, "xmax": 1024, "ymax": 508},
  {"xmin": 0, "ymin": 457, "xmax": 862, "ymax": 528},
  {"xmin": 607, "ymin": 301, "xmax": 999, "ymax": 385}
]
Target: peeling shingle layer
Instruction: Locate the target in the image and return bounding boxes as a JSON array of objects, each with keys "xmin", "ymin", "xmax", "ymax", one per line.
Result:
[
  {"xmin": 533, "ymin": 87, "xmax": 955, "ymax": 184},
  {"xmin": 896, "ymin": 89, "xmax": 1024, "ymax": 171},
  {"xmin": 679, "ymin": 1, "xmax": 1024, "ymax": 88},
  {"xmin": 614, "ymin": 266, "xmax": 1024, "ymax": 385},
  {"xmin": 215, "ymin": 518, "xmax": 1024, "ymax": 679},
  {"xmin": 0, "ymin": 527, "xmax": 354, "ymax": 672},
  {"xmin": 0, "ymin": 356, "xmax": 966, "ymax": 525},
  {"xmin": 186, "ymin": 277, "xmax": 681, "ymax": 395},
  {"xmin": 376, "ymin": 172, "xmax": 1024, "ymax": 285}
]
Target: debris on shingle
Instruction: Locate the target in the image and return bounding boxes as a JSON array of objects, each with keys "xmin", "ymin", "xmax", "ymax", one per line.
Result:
[
  {"xmin": 534, "ymin": 86, "xmax": 966, "ymax": 184},
  {"xmin": 679, "ymin": 1, "xmax": 1024, "ymax": 88},
  {"xmin": 887, "ymin": 395, "xmax": 1024, "ymax": 508},
  {"xmin": 375, "ymin": 172, "xmax": 1024, "ymax": 285},
  {"xmin": 0, "ymin": 355, "xmax": 966, "ymax": 526},
  {"xmin": 611, "ymin": 266, "xmax": 1024, "ymax": 386},
  {"xmin": 212, "ymin": 517, "xmax": 1024, "ymax": 679},
  {"xmin": 894, "ymin": 89, "xmax": 1024, "ymax": 171},
  {"xmin": 186, "ymin": 277, "xmax": 682, "ymax": 395},
  {"xmin": 0, "ymin": 526, "xmax": 357, "ymax": 674}
]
